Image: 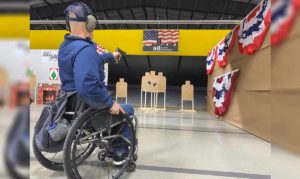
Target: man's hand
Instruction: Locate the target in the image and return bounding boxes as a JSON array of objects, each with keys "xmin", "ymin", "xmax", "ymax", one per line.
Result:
[
  {"xmin": 109, "ymin": 102, "xmax": 125, "ymax": 115},
  {"xmin": 112, "ymin": 52, "xmax": 121, "ymax": 63}
]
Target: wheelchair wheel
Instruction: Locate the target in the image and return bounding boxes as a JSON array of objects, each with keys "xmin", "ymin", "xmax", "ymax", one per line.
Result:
[
  {"xmin": 33, "ymin": 131, "xmax": 97, "ymax": 171},
  {"xmin": 63, "ymin": 109, "xmax": 136, "ymax": 179},
  {"xmin": 32, "ymin": 135, "xmax": 64, "ymax": 171}
]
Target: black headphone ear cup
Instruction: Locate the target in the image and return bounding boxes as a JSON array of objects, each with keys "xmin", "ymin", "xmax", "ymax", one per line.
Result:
[{"xmin": 86, "ymin": 15, "xmax": 96, "ymax": 32}]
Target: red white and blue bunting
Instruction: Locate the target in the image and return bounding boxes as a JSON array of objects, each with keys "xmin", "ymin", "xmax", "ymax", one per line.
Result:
[
  {"xmin": 216, "ymin": 27, "xmax": 237, "ymax": 67},
  {"xmin": 271, "ymin": 0, "xmax": 300, "ymax": 46},
  {"xmin": 238, "ymin": 0, "xmax": 271, "ymax": 54},
  {"xmin": 206, "ymin": 46, "xmax": 217, "ymax": 75},
  {"xmin": 213, "ymin": 69, "xmax": 240, "ymax": 116}
]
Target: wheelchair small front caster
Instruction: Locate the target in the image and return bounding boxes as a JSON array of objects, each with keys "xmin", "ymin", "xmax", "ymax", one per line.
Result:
[
  {"xmin": 126, "ymin": 162, "xmax": 136, "ymax": 172},
  {"xmin": 133, "ymin": 154, "xmax": 138, "ymax": 161}
]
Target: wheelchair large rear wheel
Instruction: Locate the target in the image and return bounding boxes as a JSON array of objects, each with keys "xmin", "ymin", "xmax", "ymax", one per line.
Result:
[
  {"xmin": 32, "ymin": 129, "xmax": 96, "ymax": 171},
  {"xmin": 63, "ymin": 109, "xmax": 136, "ymax": 179},
  {"xmin": 32, "ymin": 134, "xmax": 65, "ymax": 171}
]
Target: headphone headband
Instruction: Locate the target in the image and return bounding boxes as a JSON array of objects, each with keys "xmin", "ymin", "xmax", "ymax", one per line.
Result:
[
  {"xmin": 65, "ymin": 2, "xmax": 96, "ymax": 32},
  {"xmin": 65, "ymin": 2, "xmax": 93, "ymax": 22}
]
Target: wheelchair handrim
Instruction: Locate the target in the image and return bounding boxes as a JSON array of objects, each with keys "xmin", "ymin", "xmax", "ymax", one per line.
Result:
[{"xmin": 65, "ymin": 109, "xmax": 136, "ymax": 179}]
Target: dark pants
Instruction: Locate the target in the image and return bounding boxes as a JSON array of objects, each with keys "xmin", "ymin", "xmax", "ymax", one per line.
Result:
[{"xmin": 114, "ymin": 103, "xmax": 134, "ymax": 154}]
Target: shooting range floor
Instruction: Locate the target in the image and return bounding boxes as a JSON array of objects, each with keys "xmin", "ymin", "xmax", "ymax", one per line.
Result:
[{"xmin": 30, "ymin": 104, "xmax": 271, "ymax": 179}]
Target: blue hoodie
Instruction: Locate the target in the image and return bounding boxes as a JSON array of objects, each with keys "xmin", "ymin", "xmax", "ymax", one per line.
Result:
[{"xmin": 58, "ymin": 34, "xmax": 114, "ymax": 109}]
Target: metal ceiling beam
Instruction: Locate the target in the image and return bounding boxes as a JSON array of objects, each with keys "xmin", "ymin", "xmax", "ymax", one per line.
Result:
[
  {"xmin": 59, "ymin": 0, "xmax": 66, "ymax": 9},
  {"xmin": 30, "ymin": 4, "xmax": 143, "ymax": 20},
  {"xmin": 244, "ymin": 0, "xmax": 254, "ymax": 15},
  {"xmin": 147, "ymin": 4, "xmax": 248, "ymax": 18},
  {"xmin": 103, "ymin": 11, "xmax": 117, "ymax": 29},
  {"xmin": 154, "ymin": 7, "xmax": 159, "ymax": 29},
  {"xmin": 226, "ymin": 1, "xmax": 237, "ymax": 29},
  {"xmin": 142, "ymin": 7, "xmax": 148, "ymax": 28},
  {"xmin": 32, "ymin": 9, "xmax": 48, "ymax": 30},
  {"xmin": 165, "ymin": 0, "xmax": 168, "ymax": 29},
  {"xmin": 129, "ymin": 8, "xmax": 141, "ymax": 29},
  {"xmin": 188, "ymin": 0, "xmax": 199, "ymax": 29},
  {"xmin": 30, "ymin": 3, "xmax": 250, "ymax": 22},
  {"xmin": 31, "ymin": 19, "xmax": 241, "ymax": 25},
  {"xmin": 199, "ymin": 13, "xmax": 208, "ymax": 29},
  {"xmin": 116, "ymin": 10, "xmax": 130, "ymax": 29},
  {"xmin": 200, "ymin": 0, "xmax": 216, "ymax": 29},
  {"xmin": 42, "ymin": 0, "xmax": 56, "ymax": 19},
  {"xmin": 215, "ymin": 0, "xmax": 229, "ymax": 29}
]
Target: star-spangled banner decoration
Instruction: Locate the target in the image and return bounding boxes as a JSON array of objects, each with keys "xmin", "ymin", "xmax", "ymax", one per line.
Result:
[
  {"xmin": 206, "ymin": 46, "xmax": 217, "ymax": 75},
  {"xmin": 216, "ymin": 27, "xmax": 237, "ymax": 67},
  {"xmin": 213, "ymin": 69, "xmax": 239, "ymax": 116},
  {"xmin": 271, "ymin": 0, "xmax": 300, "ymax": 46},
  {"xmin": 238, "ymin": 0, "xmax": 271, "ymax": 54}
]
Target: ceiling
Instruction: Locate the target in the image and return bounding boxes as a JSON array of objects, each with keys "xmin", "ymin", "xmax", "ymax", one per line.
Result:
[{"xmin": 30, "ymin": 0, "xmax": 261, "ymax": 30}]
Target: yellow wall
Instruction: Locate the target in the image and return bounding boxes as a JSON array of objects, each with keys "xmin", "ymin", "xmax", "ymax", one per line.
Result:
[
  {"xmin": 0, "ymin": 14, "xmax": 29, "ymax": 38},
  {"xmin": 30, "ymin": 30, "xmax": 230, "ymax": 56}
]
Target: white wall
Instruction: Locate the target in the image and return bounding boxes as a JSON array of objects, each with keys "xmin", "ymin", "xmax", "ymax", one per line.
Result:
[
  {"xmin": 29, "ymin": 49, "xmax": 109, "ymax": 85},
  {"xmin": 0, "ymin": 40, "xmax": 29, "ymax": 84},
  {"xmin": 29, "ymin": 50, "xmax": 60, "ymax": 85}
]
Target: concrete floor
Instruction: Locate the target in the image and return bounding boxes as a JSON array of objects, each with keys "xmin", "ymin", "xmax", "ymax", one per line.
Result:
[{"xmin": 29, "ymin": 104, "xmax": 273, "ymax": 179}]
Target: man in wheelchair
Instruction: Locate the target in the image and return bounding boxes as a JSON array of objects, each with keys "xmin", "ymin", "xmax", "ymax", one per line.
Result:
[{"xmin": 58, "ymin": 2, "xmax": 134, "ymax": 164}]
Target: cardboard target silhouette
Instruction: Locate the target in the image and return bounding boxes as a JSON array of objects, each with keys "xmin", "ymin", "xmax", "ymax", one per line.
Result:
[
  {"xmin": 154, "ymin": 72, "xmax": 166, "ymax": 109},
  {"xmin": 181, "ymin": 81, "xmax": 195, "ymax": 111},
  {"xmin": 116, "ymin": 78, "xmax": 128, "ymax": 103},
  {"xmin": 140, "ymin": 71, "xmax": 160, "ymax": 109}
]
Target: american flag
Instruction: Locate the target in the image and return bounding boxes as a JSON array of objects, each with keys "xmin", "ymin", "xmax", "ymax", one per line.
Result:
[
  {"xmin": 143, "ymin": 30, "xmax": 179, "ymax": 46},
  {"xmin": 143, "ymin": 30, "xmax": 158, "ymax": 46},
  {"xmin": 158, "ymin": 29, "xmax": 179, "ymax": 44}
]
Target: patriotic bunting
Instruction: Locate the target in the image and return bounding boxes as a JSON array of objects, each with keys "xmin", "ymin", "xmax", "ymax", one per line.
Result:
[
  {"xmin": 213, "ymin": 69, "xmax": 239, "ymax": 116},
  {"xmin": 95, "ymin": 42, "xmax": 107, "ymax": 54},
  {"xmin": 216, "ymin": 27, "xmax": 237, "ymax": 67},
  {"xmin": 238, "ymin": 0, "xmax": 271, "ymax": 54},
  {"xmin": 206, "ymin": 47, "xmax": 217, "ymax": 75},
  {"xmin": 271, "ymin": 0, "xmax": 299, "ymax": 46}
]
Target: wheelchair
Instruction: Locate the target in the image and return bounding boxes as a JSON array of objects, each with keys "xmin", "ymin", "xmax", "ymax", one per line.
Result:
[{"xmin": 33, "ymin": 94, "xmax": 138, "ymax": 179}]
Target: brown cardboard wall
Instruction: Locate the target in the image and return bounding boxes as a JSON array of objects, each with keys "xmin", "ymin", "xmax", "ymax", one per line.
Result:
[
  {"xmin": 207, "ymin": 29, "xmax": 271, "ymax": 141},
  {"xmin": 271, "ymin": 92, "xmax": 300, "ymax": 153},
  {"xmin": 207, "ymin": 15, "xmax": 300, "ymax": 152},
  {"xmin": 271, "ymin": 16, "xmax": 300, "ymax": 153}
]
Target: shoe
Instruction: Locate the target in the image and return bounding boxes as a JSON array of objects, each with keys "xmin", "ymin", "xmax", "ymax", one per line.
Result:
[
  {"xmin": 112, "ymin": 152, "xmax": 128, "ymax": 166},
  {"xmin": 126, "ymin": 162, "xmax": 136, "ymax": 173}
]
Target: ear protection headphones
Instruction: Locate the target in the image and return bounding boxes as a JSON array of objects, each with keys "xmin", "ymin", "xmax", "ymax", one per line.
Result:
[{"xmin": 65, "ymin": 2, "xmax": 96, "ymax": 32}]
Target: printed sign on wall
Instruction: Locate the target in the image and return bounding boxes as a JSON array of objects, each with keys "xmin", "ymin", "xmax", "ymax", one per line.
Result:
[
  {"xmin": 41, "ymin": 50, "xmax": 58, "ymax": 63},
  {"xmin": 143, "ymin": 30, "xmax": 179, "ymax": 52},
  {"xmin": 49, "ymin": 68, "xmax": 59, "ymax": 80}
]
